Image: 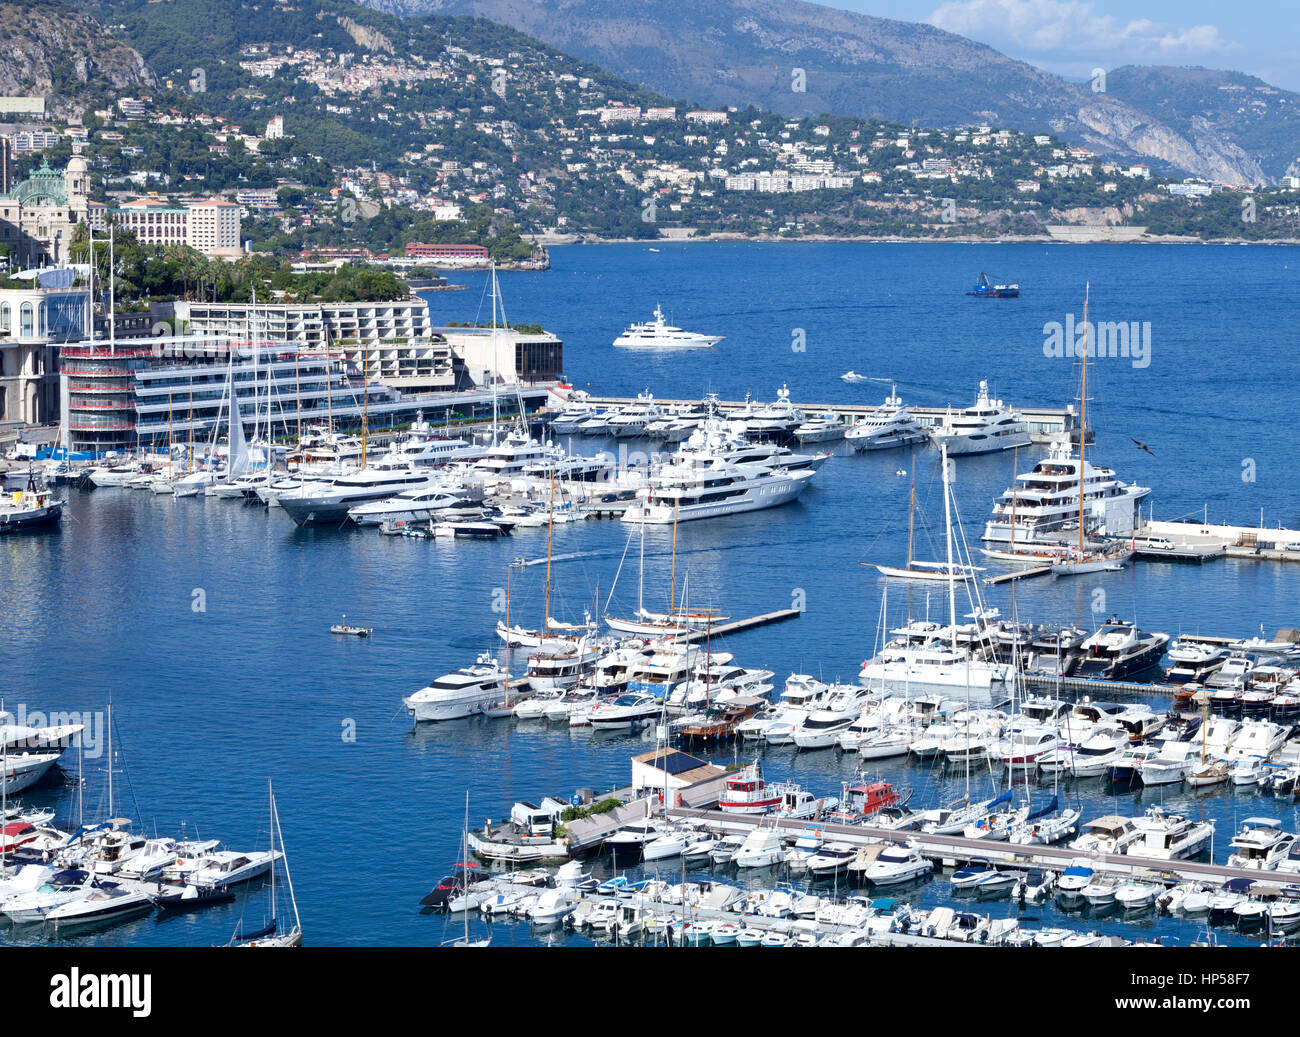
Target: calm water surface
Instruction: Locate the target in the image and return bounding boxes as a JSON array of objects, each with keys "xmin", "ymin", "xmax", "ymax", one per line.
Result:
[{"xmin": 2, "ymin": 242, "xmax": 1298, "ymax": 946}]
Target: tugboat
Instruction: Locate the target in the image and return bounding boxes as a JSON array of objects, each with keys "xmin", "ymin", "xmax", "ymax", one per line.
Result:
[
  {"xmin": 825, "ymin": 777, "xmax": 912, "ymax": 826},
  {"xmin": 0, "ymin": 474, "xmax": 65, "ymax": 533},
  {"xmin": 966, "ymin": 272, "xmax": 1019, "ymax": 298},
  {"xmin": 718, "ymin": 762, "xmax": 784, "ymax": 814}
]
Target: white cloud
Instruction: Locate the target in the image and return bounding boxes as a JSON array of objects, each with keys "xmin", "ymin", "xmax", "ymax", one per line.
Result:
[{"xmin": 927, "ymin": 0, "xmax": 1228, "ymax": 73}]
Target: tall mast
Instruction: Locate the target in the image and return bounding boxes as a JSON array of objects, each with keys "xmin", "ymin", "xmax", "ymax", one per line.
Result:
[
  {"xmin": 544, "ymin": 470, "xmax": 555, "ymax": 634},
  {"xmin": 1009, "ymin": 445, "xmax": 1018, "ymax": 550},
  {"xmin": 106, "ymin": 701, "xmax": 113, "ymax": 817},
  {"xmin": 360, "ymin": 346, "xmax": 369, "ymax": 471},
  {"xmin": 942, "ymin": 443, "xmax": 957, "ymax": 655},
  {"xmin": 669, "ymin": 498, "xmax": 679, "ymax": 616},
  {"xmin": 906, "ymin": 459, "xmax": 915, "ymax": 569},
  {"xmin": 505, "ymin": 561, "xmax": 514, "ymax": 706},
  {"xmin": 1079, "ymin": 284, "xmax": 1089, "ymax": 559}
]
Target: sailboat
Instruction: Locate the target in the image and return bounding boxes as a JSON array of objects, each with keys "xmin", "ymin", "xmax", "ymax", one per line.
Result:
[
  {"xmin": 1051, "ymin": 285, "xmax": 1134, "ymax": 577},
  {"xmin": 1186, "ymin": 691, "xmax": 1232, "ymax": 788},
  {"xmin": 496, "ymin": 470, "xmax": 598, "ymax": 648},
  {"xmin": 231, "ymin": 780, "xmax": 301, "ymax": 947},
  {"xmin": 872, "ymin": 457, "xmax": 981, "ymax": 581},
  {"xmin": 604, "ymin": 502, "xmax": 727, "ymax": 636},
  {"xmin": 206, "ymin": 351, "xmax": 253, "ymax": 496},
  {"xmin": 486, "ymin": 558, "xmax": 530, "ymax": 719},
  {"xmin": 443, "ymin": 792, "xmax": 491, "ymax": 947}
]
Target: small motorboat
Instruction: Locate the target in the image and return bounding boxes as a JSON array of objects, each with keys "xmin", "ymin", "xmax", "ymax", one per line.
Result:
[
  {"xmin": 330, "ymin": 623, "xmax": 373, "ymax": 637},
  {"xmin": 153, "ymin": 884, "xmax": 237, "ymax": 913}
]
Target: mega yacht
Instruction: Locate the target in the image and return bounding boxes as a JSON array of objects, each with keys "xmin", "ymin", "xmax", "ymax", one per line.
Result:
[
  {"xmin": 403, "ymin": 653, "xmax": 509, "ymax": 722},
  {"xmin": 347, "ymin": 486, "xmax": 469, "ymax": 526},
  {"xmin": 676, "ymin": 418, "xmax": 831, "ymax": 472},
  {"xmin": 621, "ymin": 457, "xmax": 814, "ymax": 524},
  {"xmin": 981, "ymin": 437, "xmax": 1150, "ymax": 548},
  {"xmin": 845, "ymin": 389, "xmax": 928, "ymax": 452},
  {"xmin": 604, "ymin": 391, "xmax": 667, "ymax": 438},
  {"xmin": 613, "ymin": 305, "xmax": 722, "ymax": 349},
  {"xmin": 858, "ymin": 642, "xmax": 1010, "ymax": 699},
  {"xmin": 279, "ymin": 462, "xmax": 437, "ymax": 526},
  {"xmin": 930, "ymin": 381, "xmax": 1030, "ymax": 456},
  {"xmin": 473, "ymin": 429, "xmax": 566, "ymax": 476},
  {"xmin": 732, "ymin": 386, "xmax": 804, "ymax": 443}
]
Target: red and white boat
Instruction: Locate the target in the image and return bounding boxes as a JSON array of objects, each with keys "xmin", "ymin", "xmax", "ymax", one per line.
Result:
[
  {"xmin": 825, "ymin": 780, "xmax": 911, "ymax": 826},
  {"xmin": 718, "ymin": 764, "xmax": 783, "ymax": 814}
]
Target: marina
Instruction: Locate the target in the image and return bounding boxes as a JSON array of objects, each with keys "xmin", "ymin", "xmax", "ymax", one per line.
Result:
[{"xmin": 3, "ymin": 240, "xmax": 1299, "ymax": 964}]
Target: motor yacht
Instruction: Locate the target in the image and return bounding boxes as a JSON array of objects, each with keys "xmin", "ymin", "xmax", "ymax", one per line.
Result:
[
  {"xmin": 930, "ymin": 381, "xmax": 1030, "ymax": 456},
  {"xmin": 1075, "ymin": 618, "xmax": 1170, "ymax": 680},
  {"xmin": 588, "ymin": 692, "xmax": 662, "ymax": 731},
  {"xmin": 347, "ymin": 486, "xmax": 468, "ymax": 525},
  {"xmin": 861, "ymin": 845, "xmax": 933, "ymax": 886},
  {"xmin": 403, "ymin": 653, "xmax": 509, "ymax": 722},
  {"xmin": 1226, "ymin": 818, "xmax": 1294, "ymax": 870},
  {"xmin": 1069, "ymin": 815, "xmax": 1143, "ymax": 855},
  {"xmin": 620, "ymin": 457, "xmax": 814, "ymax": 524},
  {"xmin": 1124, "ymin": 808, "xmax": 1214, "ymax": 861},
  {"xmin": 613, "ymin": 306, "xmax": 722, "ymax": 350},
  {"xmin": 845, "ymin": 389, "xmax": 928, "ymax": 452},
  {"xmin": 279, "ymin": 462, "xmax": 437, "ymax": 526},
  {"xmin": 981, "ymin": 436, "xmax": 1149, "ymax": 548},
  {"xmin": 732, "ymin": 826, "xmax": 785, "ymax": 869}
]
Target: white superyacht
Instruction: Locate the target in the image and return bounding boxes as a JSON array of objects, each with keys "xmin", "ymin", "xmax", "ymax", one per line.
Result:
[
  {"xmin": 930, "ymin": 381, "xmax": 1030, "ymax": 456},
  {"xmin": 981, "ymin": 437, "xmax": 1150, "ymax": 548},
  {"xmin": 613, "ymin": 305, "xmax": 722, "ymax": 349},
  {"xmin": 845, "ymin": 389, "xmax": 928, "ymax": 452}
]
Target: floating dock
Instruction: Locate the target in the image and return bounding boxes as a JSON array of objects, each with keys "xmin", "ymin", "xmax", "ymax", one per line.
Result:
[
  {"xmin": 674, "ymin": 608, "xmax": 803, "ymax": 643},
  {"xmin": 667, "ymin": 808, "xmax": 1291, "ymax": 890},
  {"xmin": 576, "ymin": 396, "xmax": 1085, "ymax": 445}
]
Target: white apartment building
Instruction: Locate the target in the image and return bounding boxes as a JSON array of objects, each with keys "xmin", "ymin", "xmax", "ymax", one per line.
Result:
[{"xmin": 89, "ymin": 196, "xmax": 242, "ymax": 258}]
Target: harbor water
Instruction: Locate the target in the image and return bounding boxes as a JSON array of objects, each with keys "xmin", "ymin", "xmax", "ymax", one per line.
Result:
[{"xmin": 2, "ymin": 241, "xmax": 1298, "ymax": 946}]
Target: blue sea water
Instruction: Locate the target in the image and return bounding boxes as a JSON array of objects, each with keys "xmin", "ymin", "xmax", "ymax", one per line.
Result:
[{"xmin": 2, "ymin": 242, "xmax": 1299, "ymax": 947}]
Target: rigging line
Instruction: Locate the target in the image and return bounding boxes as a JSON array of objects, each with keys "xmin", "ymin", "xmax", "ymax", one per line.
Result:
[
  {"xmin": 603, "ymin": 527, "xmax": 635, "ymax": 614},
  {"xmin": 111, "ymin": 712, "xmax": 146, "ymax": 829}
]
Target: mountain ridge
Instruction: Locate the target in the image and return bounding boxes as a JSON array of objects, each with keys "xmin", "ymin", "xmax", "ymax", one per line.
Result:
[{"xmin": 357, "ymin": 0, "xmax": 1296, "ymax": 185}]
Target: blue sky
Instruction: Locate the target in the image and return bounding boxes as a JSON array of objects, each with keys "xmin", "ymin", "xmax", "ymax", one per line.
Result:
[{"xmin": 833, "ymin": 0, "xmax": 1299, "ymax": 91}]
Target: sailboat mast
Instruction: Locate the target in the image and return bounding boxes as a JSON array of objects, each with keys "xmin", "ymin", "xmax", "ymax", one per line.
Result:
[
  {"xmin": 505, "ymin": 562, "xmax": 513, "ymax": 705},
  {"xmin": 272, "ymin": 786, "xmax": 300, "ymax": 935},
  {"xmin": 907, "ymin": 461, "xmax": 915, "ymax": 569},
  {"xmin": 544, "ymin": 471, "xmax": 554, "ymax": 633},
  {"xmin": 669, "ymin": 498, "xmax": 679, "ymax": 615},
  {"xmin": 106, "ymin": 701, "xmax": 113, "ymax": 817},
  {"xmin": 942, "ymin": 443, "xmax": 958, "ymax": 654},
  {"xmin": 361, "ymin": 347, "xmax": 369, "ymax": 471},
  {"xmin": 1079, "ymin": 284, "xmax": 1089, "ymax": 558},
  {"xmin": 1009, "ymin": 445, "xmax": 1018, "ymax": 549}
]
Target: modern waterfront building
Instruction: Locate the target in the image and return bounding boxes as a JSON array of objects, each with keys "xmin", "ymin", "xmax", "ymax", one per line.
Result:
[
  {"xmin": 58, "ymin": 333, "xmax": 552, "ymax": 455},
  {"xmin": 170, "ymin": 298, "xmax": 454, "ymax": 394},
  {"xmin": 169, "ymin": 300, "xmax": 564, "ymax": 392}
]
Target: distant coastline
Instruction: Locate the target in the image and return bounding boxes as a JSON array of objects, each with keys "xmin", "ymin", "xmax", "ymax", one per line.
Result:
[{"xmin": 535, "ymin": 232, "xmax": 1300, "ymax": 247}]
